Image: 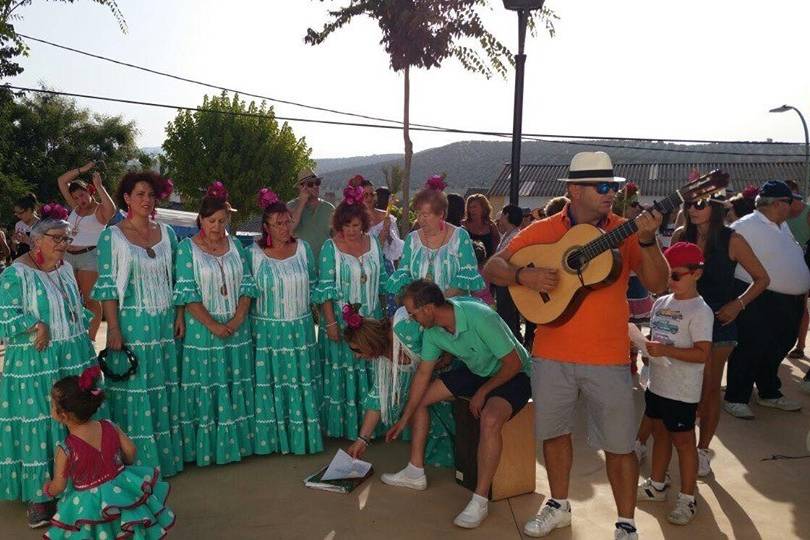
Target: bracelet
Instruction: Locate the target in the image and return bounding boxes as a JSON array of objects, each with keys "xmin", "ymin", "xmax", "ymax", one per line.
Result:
[
  {"xmin": 639, "ymin": 238, "xmax": 657, "ymax": 248},
  {"xmin": 357, "ymin": 435, "xmax": 371, "ymax": 445},
  {"xmin": 514, "ymin": 266, "xmax": 525, "ymax": 286},
  {"xmin": 326, "ymin": 321, "xmax": 338, "ymax": 328},
  {"xmin": 736, "ymin": 298, "xmax": 745, "ymax": 310}
]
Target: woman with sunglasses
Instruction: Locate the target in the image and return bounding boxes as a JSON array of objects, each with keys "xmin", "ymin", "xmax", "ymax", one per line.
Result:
[
  {"xmin": 11, "ymin": 192, "xmax": 39, "ymax": 257},
  {"xmin": 315, "ymin": 182, "xmax": 389, "ymax": 440},
  {"xmin": 248, "ymin": 187, "xmax": 323, "ymax": 456},
  {"xmin": 173, "ymin": 182, "xmax": 258, "ymax": 466},
  {"xmin": 0, "ymin": 203, "xmax": 98, "ymax": 528},
  {"xmin": 91, "ymin": 172, "xmax": 185, "ymax": 478},
  {"xmin": 342, "ymin": 305, "xmax": 455, "ymax": 467},
  {"xmin": 56, "ymin": 162, "xmax": 117, "ymax": 341},
  {"xmin": 387, "ymin": 176, "xmax": 485, "ymax": 299},
  {"xmin": 671, "ymin": 194, "xmax": 768, "ymax": 476}
]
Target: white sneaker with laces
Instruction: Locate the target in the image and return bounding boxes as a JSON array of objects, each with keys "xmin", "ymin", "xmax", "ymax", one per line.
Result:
[
  {"xmin": 380, "ymin": 467, "xmax": 427, "ymax": 490},
  {"xmin": 668, "ymin": 494, "xmax": 697, "ymax": 525},
  {"xmin": 523, "ymin": 500, "xmax": 572, "ymax": 537},
  {"xmin": 697, "ymin": 448, "xmax": 712, "ymax": 477},
  {"xmin": 453, "ymin": 498, "xmax": 488, "ymax": 528},
  {"xmin": 723, "ymin": 401, "xmax": 755, "ymax": 419},
  {"xmin": 634, "ymin": 440, "xmax": 647, "ymax": 464},
  {"xmin": 756, "ymin": 395, "xmax": 802, "ymax": 411},
  {"xmin": 614, "ymin": 522, "xmax": 639, "ymax": 539},
  {"xmin": 637, "ymin": 477, "xmax": 669, "ymax": 502}
]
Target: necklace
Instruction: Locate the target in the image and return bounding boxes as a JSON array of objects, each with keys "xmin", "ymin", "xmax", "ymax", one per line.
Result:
[
  {"xmin": 201, "ymin": 238, "xmax": 230, "ymax": 296},
  {"xmin": 129, "ymin": 221, "xmax": 157, "ymax": 258},
  {"xmin": 358, "ymin": 256, "xmax": 368, "ymax": 284},
  {"xmin": 422, "ymin": 227, "xmax": 449, "ymax": 282},
  {"xmin": 71, "ymin": 203, "xmax": 97, "ymax": 237},
  {"xmin": 29, "ymin": 255, "xmax": 78, "ymax": 324}
]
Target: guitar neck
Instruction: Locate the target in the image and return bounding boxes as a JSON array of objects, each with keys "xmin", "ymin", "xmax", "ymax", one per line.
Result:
[{"xmin": 580, "ymin": 190, "xmax": 683, "ymax": 263}]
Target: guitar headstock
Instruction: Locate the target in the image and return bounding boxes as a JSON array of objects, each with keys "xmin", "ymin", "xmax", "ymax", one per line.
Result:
[{"xmin": 679, "ymin": 169, "xmax": 731, "ymax": 204}]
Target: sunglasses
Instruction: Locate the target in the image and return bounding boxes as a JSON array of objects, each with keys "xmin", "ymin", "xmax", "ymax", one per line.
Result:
[
  {"xmin": 304, "ymin": 180, "xmax": 322, "ymax": 188},
  {"xmin": 43, "ymin": 233, "xmax": 74, "ymax": 245},
  {"xmin": 684, "ymin": 200, "xmax": 709, "ymax": 210},
  {"xmin": 574, "ymin": 182, "xmax": 621, "ymax": 194},
  {"xmin": 349, "ymin": 345, "xmax": 363, "ymax": 354},
  {"xmin": 670, "ymin": 268, "xmax": 700, "ymax": 281}
]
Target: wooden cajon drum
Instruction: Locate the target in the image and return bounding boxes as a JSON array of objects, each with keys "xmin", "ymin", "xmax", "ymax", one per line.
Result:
[{"xmin": 452, "ymin": 399, "xmax": 536, "ymax": 501}]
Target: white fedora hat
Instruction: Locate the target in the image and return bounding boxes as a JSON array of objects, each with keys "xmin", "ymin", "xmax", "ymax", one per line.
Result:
[{"xmin": 558, "ymin": 151, "xmax": 626, "ymax": 183}]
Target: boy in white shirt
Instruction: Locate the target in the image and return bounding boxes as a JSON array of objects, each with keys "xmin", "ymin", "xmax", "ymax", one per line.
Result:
[{"xmin": 637, "ymin": 242, "xmax": 713, "ymax": 526}]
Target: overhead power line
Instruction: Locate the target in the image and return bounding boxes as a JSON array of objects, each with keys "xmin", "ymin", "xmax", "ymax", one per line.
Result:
[
  {"xmin": 4, "ymin": 85, "xmax": 806, "ymax": 159},
  {"xmin": 17, "ymin": 33, "xmax": 805, "ymax": 147}
]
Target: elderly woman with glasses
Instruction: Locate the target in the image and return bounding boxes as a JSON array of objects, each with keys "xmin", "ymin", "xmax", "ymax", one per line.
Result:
[{"xmin": 0, "ymin": 203, "xmax": 99, "ymax": 528}]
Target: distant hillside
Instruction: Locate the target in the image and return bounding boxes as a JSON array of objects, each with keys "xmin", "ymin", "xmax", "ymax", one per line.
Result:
[
  {"xmin": 318, "ymin": 140, "xmax": 806, "ymax": 194},
  {"xmin": 315, "ymin": 153, "xmax": 402, "ymax": 175}
]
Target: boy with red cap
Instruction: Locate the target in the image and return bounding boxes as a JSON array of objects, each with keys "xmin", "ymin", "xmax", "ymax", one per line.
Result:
[{"xmin": 637, "ymin": 242, "xmax": 713, "ymax": 526}]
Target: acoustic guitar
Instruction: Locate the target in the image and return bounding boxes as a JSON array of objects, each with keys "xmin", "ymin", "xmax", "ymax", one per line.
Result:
[{"xmin": 508, "ymin": 170, "xmax": 730, "ymax": 325}]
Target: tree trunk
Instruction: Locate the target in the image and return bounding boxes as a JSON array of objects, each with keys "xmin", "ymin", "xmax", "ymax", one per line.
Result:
[{"xmin": 401, "ymin": 65, "xmax": 413, "ymax": 236}]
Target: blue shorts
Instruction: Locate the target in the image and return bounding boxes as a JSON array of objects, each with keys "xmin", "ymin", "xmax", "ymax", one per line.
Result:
[{"xmin": 439, "ymin": 363, "xmax": 531, "ymax": 418}]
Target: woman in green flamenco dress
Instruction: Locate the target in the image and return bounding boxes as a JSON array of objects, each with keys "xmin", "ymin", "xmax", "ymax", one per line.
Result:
[
  {"xmin": 91, "ymin": 172, "xmax": 184, "ymax": 478},
  {"xmin": 0, "ymin": 204, "xmax": 98, "ymax": 528},
  {"xmin": 386, "ymin": 176, "xmax": 485, "ymax": 298},
  {"xmin": 343, "ymin": 305, "xmax": 455, "ymax": 468},
  {"xmin": 173, "ymin": 181, "xmax": 257, "ymax": 466},
  {"xmin": 315, "ymin": 184, "xmax": 388, "ymax": 440},
  {"xmin": 249, "ymin": 187, "xmax": 323, "ymax": 455}
]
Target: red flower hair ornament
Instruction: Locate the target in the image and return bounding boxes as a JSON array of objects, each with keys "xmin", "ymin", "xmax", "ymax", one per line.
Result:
[
  {"xmin": 206, "ymin": 180, "xmax": 229, "ymax": 201},
  {"xmin": 41, "ymin": 203, "xmax": 69, "ymax": 221},
  {"xmin": 742, "ymin": 185, "xmax": 759, "ymax": 199},
  {"xmin": 342, "ymin": 303, "xmax": 363, "ymax": 330},
  {"xmin": 343, "ymin": 185, "xmax": 364, "ymax": 206},
  {"xmin": 426, "ymin": 175, "xmax": 447, "ymax": 191},
  {"xmin": 257, "ymin": 188, "xmax": 280, "ymax": 209},
  {"xmin": 78, "ymin": 366, "xmax": 103, "ymax": 396}
]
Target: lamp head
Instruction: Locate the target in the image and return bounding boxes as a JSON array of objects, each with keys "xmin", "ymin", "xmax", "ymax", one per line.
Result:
[
  {"xmin": 769, "ymin": 105, "xmax": 793, "ymax": 113},
  {"xmin": 503, "ymin": 0, "xmax": 546, "ymax": 10}
]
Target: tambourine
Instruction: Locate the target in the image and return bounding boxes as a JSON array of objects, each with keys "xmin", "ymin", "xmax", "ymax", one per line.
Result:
[{"xmin": 97, "ymin": 346, "xmax": 138, "ymax": 382}]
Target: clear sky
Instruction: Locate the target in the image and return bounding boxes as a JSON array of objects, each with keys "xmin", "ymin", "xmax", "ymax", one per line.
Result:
[{"xmin": 9, "ymin": 0, "xmax": 810, "ymax": 158}]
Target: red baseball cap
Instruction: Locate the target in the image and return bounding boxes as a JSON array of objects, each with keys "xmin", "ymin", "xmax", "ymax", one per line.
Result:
[{"xmin": 664, "ymin": 242, "xmax": 704, "ymax": 269}]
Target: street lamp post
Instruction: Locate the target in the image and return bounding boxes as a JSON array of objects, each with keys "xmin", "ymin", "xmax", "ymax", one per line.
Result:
[
  {"xmin": 503, "ymin": 0, "xmax": 546, "ymax": 206},
  {"xmin": 770, "ymin": 104, "xmax": 810, "ymax": 197}
]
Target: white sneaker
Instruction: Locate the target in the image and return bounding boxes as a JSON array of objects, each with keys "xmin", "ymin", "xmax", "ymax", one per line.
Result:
[
  {"xmin": 523, "ymin": 500, "xmax": 572, "ymax": 537},
  {"xmin": 637, "ymin": 477, "xmax": 669, "ymax": 502},
  {"xmin": 756, "ymin": 395, "xmax": 802, "ymax": 411},
  {"xmin": 697, "ymin": 448, "xmax": 712, "ymax": 477},
  {"xmin": 453, "ymin": 497, "xmax": 488, "ymax": 528},
  {"xmin": 380, "ymin": 467, "xmax": 427, "ymax": 490},
  {"xmin": 667, "ymin": 494, "xmax": 697, "ymax": 525},
  {"xmin": 723, "ymin": 401, "xmax": 755, "ymax": 419},
  {"xmin": 614, "ymin": 522, "xmax": 639, "ymax": 539},
  {"xmin": 800, "ymin": 379, "xmax": 810, "ymax": 395},
  {"xmin": 634, "ymin": 440, "xmax": 647, "ymax": 464}
]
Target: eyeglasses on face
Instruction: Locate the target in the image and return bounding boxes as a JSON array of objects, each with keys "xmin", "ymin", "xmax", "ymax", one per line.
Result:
[
  {"xmin": 43, "ymin": 233, "xmax": 73, "ymax": 245},
  {"xmin": 573, "ymin": 182, "xmax": 621, "ymax": 194}
]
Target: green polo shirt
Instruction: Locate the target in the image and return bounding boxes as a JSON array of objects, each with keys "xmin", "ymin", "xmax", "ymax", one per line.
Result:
[
  {"xmin": 288, "ymin": 198, "xmax": 335, "ymax": 260},
  {"xmin": 421, "ymin": 298, "xmax": 531, "ymax": 377}
]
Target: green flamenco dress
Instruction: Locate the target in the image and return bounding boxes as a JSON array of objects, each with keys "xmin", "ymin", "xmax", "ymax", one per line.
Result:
[
  {"xmin": 173, "ymin": 236, "xmax": 258, "ymax": 466},
  {"xmin": 315, "ymin": 237, "xmax": 389, "ymax": 440},
  {"xmin": 91, "ymin": 224, "xmax": 184, "ymax": 477},
  {"xmin": 362, "ymin": 306, "xmax": 455, "ymax": 468},
  {"xmin": 249, "ymin": 240, "xmax": 323, "ymax": 455},
  {"xmin": 0, "ymin": 262, "xmax": 97, "ymax": 503},
  {"xmin": 386, "ymin": 226, "xmax": 485, "ymax": 296},
  {"xmin": 45, "ymin": 420, "xmax": 175, "ymax": 539}
]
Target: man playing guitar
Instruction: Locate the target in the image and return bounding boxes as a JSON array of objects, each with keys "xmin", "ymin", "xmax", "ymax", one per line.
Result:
[{"xmin": 483, "ymin": 151, "xmax": 670, "ymax": 540}]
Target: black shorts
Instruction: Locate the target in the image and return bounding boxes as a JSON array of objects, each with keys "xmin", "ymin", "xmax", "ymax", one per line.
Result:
[
  {"xmin": 644, "ymin": 389, "xmax": 698, "ymax": 432},
  {"xmin": 439, "ymin": 363, "xmax": 531, "ymax": 417}
]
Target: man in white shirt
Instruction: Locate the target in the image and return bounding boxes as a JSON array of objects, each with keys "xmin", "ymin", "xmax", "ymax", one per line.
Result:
[{"xmin": 724, "ymin": 181, "xmax": 810, "ymax": 418}]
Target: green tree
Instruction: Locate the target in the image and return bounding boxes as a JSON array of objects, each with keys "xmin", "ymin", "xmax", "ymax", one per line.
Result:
[
  {"xmin": 381, "ymin": 163, "xmax": 404, "ymax": 196},
  {"xmin": 0, "ymin": 88, "xmax": 140, "ymax": 213},
  {"xmin": 0, "ymin": 0, "xmax": 126, "ymax": 82},
  {"xmin": 306, "ymin": 0, "xmax": 556, "ymax": 231},
  {"xmin": 163, "ymin": 92, "xmax": 313, "ymax": 229}
]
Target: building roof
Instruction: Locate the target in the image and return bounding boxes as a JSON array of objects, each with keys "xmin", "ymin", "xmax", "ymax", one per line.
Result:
[{"xmin": 488, "ymin": 162, "xmax": 807, "ymax": 198}]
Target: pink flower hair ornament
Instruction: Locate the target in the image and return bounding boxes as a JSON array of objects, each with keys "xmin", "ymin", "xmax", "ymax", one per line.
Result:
[
  {"xmin": 257, "ymin": 188, "xmax": 280, "ymax": 209},
  {"xmin": 425, "ymin": 175, "xmax": 447, "ymax": 191},
  {"xmin": 343, "ymin": 185, "xmax": 364, "ymax": 206},
  {"xmin": 158, "ymin": 177, "xmax": 174, "ymax": 200},
  {"xmin": 41, "ymin": 203, "xmax": 69, "ymax": 221},
  {"xmin": 206, "ymin": 180, "xmax": 229, "ymax": 201},
  {"xmin": 341, "ymin": 303, "xmax": 363, "ymax": 330},
  {"xmin": 78, "ymin": 365, "xmax": 103, "ymax": 396},
  {"xmin": 348, "ymin": 175, "xmax": 365, "ymax": 188},
  {"xmin": 624, "ymin": 182, "xmax": 638, "ymax": 196}
]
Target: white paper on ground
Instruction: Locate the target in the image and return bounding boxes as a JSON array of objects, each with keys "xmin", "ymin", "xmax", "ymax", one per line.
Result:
[
  {"xmin": 628, "ymin": 323, "xmax": 649, "ymax": 356},
  {"xmin": 321, "ymin": 449, "xmax": 372, "ymax": 481}
]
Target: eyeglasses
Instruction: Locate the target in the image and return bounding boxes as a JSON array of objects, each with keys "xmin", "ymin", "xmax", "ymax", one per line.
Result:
[
  {"xmin": 43, "ymin": 233, "xmax": 73, "ymax": 245},
  {"xmin": 573, "ymin": 182, "xmax": 621, "ymax": 194},
  {"xmin": 684, "ymin": 200, "xmax": 709, "ymax": 210},
  {"xmin": 304, "ymin": 180, "xmax": 322, "ymax": 188},
  {"xmin": 349, "ymin": 345, "xmax": 363, "ymax": 354}
]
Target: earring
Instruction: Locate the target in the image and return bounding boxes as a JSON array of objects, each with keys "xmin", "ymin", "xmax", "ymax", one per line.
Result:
[
  {"xmin": 200, "ymin": 228, "xmax": 206, "ymax": 238},
  {"xmin": 267, "ymin": 236, "xmax": 273, "ymax": 248},
  {"xmin": 126, "ymin": 207, "xmax": 132, "ymax": 219},
  {"xmin": 34, "ymin": 250, "xmax": 45, "ymax": 265},
  {"xmin": 439, "ymin": 220, "xmax": 445, "ymax": 231}
]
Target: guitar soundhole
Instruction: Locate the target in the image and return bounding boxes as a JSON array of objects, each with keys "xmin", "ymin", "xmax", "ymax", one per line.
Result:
[{"xmin": 564, "ymin": 248, "xmax": 585, "ymax": 273}]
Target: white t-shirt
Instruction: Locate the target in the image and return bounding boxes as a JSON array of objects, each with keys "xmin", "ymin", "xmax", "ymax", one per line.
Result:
[{"xmin": 648, "ymin": 294, "xmax": 714, "ymax": 403}]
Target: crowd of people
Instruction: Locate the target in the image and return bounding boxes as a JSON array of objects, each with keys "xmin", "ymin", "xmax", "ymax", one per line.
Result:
[{"xmin": 0, "ymin": 150, "xmax": 808, "ymax": 539}]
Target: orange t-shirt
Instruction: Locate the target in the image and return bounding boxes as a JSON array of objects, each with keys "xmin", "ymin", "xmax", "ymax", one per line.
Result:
[{"xmin": 506, "ymin": 205, "xmax": 642, "ymax": 365}]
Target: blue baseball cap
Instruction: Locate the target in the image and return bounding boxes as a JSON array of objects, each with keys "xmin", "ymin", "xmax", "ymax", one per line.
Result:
[{"xmin": 759, "ymin": 180, "xmax": 793, "ymax": 199}]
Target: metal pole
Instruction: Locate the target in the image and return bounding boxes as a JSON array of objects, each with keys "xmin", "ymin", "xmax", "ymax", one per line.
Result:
[
  {"xmin": 793, "ymin": 108, "xmax": 810, "ymax": 198},
  {"xmin": 509, "ymin": 9, "xmax": 529, "ymax": 206}
]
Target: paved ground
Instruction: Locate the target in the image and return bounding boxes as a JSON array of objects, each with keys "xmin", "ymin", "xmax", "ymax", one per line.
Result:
[{"xmin": 2, "ymin": 326, "xmax": 809, "ymax": 539}]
